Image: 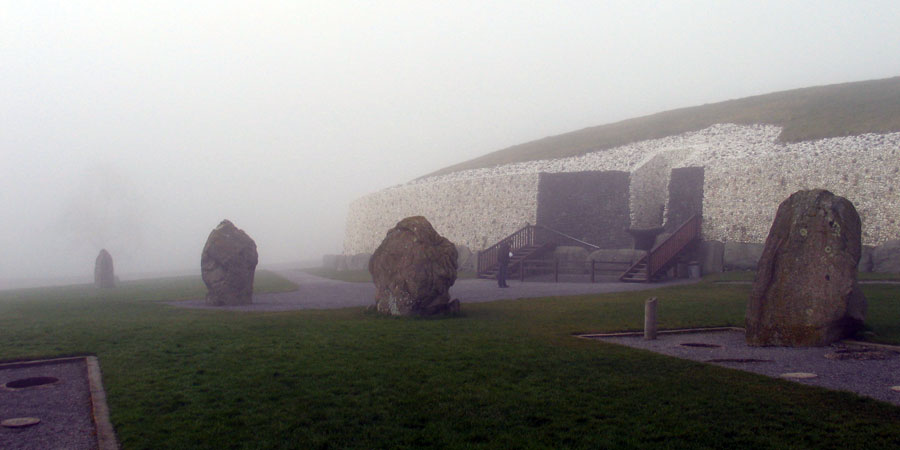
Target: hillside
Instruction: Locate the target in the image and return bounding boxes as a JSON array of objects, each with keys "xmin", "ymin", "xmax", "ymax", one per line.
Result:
[{"xmin": 426, "ymin": 76, "xmax": 900, "ymax": 178}]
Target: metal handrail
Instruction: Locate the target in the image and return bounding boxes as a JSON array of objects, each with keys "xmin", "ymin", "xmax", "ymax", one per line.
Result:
[
  {"xmin": 476, "ymin": 224, "xmax": 601, "ymax": 277},
  {"xmin": 532, "ymin": 225, "xmax": 601, "ymax": 250}
]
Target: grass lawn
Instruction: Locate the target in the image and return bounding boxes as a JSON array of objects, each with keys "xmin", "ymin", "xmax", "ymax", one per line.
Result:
[
  {"xmin": 2, "ymin": 274, "xmax": 900, "ymax": 448},
  {"xmin": 711, "ymin": 270, "xmax": 900, "ymax": 283}
]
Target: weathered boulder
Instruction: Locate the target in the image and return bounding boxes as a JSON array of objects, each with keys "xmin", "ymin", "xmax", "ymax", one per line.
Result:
[
  {"xmin": 872, "ymin": 240, "xmax": 900, "ymax": 273},
  {"xmin": 201, "ymin": 220, "xmax": 258, "ymax": 306},
  {"xmin": 746, "ymin": 189, "xmax": 866, "ymax": 346},
  {"xmin": 369, "ymin": 216, "xmax": 458, "ymax": 316},
  {"xmin": 94, "ymin": 249, "xmax": 115, "ymax": 288},
  {"xmin": 723, "ymin": 242, "xmax": 765, "ymax": 271}
]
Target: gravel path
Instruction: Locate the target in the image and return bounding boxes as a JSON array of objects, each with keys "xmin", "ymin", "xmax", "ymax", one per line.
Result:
[
  {"xmin": 169, "ymin": 270, "xmax": 701, "ymax": 312},
  {"xmin": 586, "ymin": 329, "xmax": 900, "ymax": 406},
  {"xmin": 0, "ymin": 359, "xmax": 98, "ymax": 450}
]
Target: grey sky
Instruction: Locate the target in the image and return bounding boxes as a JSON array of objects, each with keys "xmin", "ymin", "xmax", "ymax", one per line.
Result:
[{"xmin": 2, "ymin": 1, "xmax": 899, "ymax": 284}]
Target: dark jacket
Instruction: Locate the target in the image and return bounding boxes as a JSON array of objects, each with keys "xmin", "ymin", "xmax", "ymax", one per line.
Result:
[{"xmin": 498, "ymin": 242, "xmax": 511, "ymax": 264}]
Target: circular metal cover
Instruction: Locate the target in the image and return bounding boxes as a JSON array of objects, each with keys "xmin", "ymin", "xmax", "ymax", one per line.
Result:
[
  {"xmin": 679, "ymin": 342, "xmax": 721, "ymax": 348},
  {"xmin": 4, "ymin": 376, "xmax": 59, "ymax": 390},
  {"xmin": 1, "ymin": 417, "xmax": 41, "ymax": 428}
]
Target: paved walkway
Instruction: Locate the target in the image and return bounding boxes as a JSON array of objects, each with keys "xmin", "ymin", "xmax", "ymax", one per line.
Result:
[
  {"xmin": 170, "ymin": 270, "xmax": 700, "ymax": 312},
  {"xmin": 587, "ymin": 329, "xmax": 900, "ymax": 406}
]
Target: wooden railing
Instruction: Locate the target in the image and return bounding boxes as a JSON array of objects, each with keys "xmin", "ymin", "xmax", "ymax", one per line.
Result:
[
  {"xmin": 476, "ymin": 225, "xmax": 600, "ymax": 277},
  {"xmin": 647, "ymin": 214, "xmax": 702, "ymax": 277},
  {"xmin": 477, "ymin": 225, "xmax": 535, "ymax": 277},
  {"xmin": 517, "ymin": 259, "xmax": 632, "ymax": 282}
]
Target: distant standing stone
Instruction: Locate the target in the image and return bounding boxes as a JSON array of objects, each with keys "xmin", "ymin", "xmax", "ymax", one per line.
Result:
[
  {"xmin": 94, "ymin": 249, "xmax": 115, "ymax": 288},
  {"xmin": 746, "ymin": 189, "xmax": 866, "ymax": 347},
  {"xmin": 369, "ymin": 216, "xmax": 459, "ymax": 316},
  {"xmin": 201, "ymin": 220, "xmax": 258, "ymax": 306}
]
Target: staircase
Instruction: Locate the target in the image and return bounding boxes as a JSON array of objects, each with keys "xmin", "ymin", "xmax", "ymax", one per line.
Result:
[
  {"xmin": 478, "ymin": 244, "xmax": 548, "ymax": 279},
  {"xmin": 477, "ymin": 225, "xmax": 599, "ymax": 279},
  {"xmin": 619, "ymin": 259, "xmax": 651, "ymax": 282},
  {"xmin": 620, "ymin": 215, "xmax": 702, "ymax": 283}
]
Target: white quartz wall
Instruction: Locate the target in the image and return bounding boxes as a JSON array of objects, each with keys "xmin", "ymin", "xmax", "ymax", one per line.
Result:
[
  {"xmin": 343, "ymin": 174, "xmax": 540, "ymax": 254},
  {"xmin": 345, "ymin": 124, "xmax": 900, "ymax": 253},
  {"xmin": 629, "ymin": 147, "xmax": 697, "ymax": 228},
  {"xmin": 682, "ymin": 133, "xmax": 900, "ymax": 245}
]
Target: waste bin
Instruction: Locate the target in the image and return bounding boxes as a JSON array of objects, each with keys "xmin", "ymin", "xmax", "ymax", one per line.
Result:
[{"xmin": 687, "ymin": 261, "xmax": 701, "ymax": 279}]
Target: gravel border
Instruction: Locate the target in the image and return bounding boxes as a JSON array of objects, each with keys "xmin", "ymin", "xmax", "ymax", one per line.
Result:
[
  {"xmin": 583, "ymin": 329, "xmax": 900, "ymax": 406},
  {"xmin": 1, "ymin": 357, "xmax": 99, "ymax": 450}
]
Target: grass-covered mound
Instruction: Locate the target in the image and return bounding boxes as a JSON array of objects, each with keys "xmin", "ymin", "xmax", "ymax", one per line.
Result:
[
  {"xmin": 428, "ymin": 76, "xmax": 900, "ymax": 177},
  {"xmin": 2, "ymin": 273, "xmax": 900, "ymax": 448}
]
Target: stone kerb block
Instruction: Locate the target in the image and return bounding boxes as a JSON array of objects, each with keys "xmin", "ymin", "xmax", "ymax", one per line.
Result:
[
  {"xmin": 746, "ymin": 189, "xmax": 866, "ymax": 347},
  {"xmin": 723, "ymin": 242, "xmax": 765, "ymax": 271},
  {"xmin": 553, "ymin": 246, "xmax": 590, "ymax": 273},
  {"xmin": 456, "ymin": 245, "xmax": 475, "ymax": 271},
  {"xmin": 872, "ymin": 240, "xmax": 900, "ymax": 273},
  {"xmin": 348, "ymin": 253, "xmax": 372, "ymax": 271},
  {"xmin": 858, "ymin": 245, "xmax": 875, "ymax": 273},
  {"xmin": 700, "ymin": 240, "xmax": 724, "ymax": 274},
  {"xmin": 589, "ymin": 249, "xmax": 645, "ymax": 272}
]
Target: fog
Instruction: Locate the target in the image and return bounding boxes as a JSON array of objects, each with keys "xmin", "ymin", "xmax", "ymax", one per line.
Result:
[{"xmin": 3, "ymin": 1, "xmax": 900, "ymax": 287}]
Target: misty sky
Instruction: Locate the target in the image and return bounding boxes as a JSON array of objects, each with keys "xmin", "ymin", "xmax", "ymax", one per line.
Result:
[{"xmin": 3, "ymin": 1, "xmax": 900, "ymax": 284}]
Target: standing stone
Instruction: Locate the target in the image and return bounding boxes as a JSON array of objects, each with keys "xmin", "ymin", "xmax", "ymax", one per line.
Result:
[
  {"xmin": 201, "ymin": 220, "xmax": 258, "ymax": 306},
  {"xmin": 746, "ymin": 189, "xmax": 866, "ymax": 346},
  {"xmin": 369, "ymin": 216, "xmax": 459, "ymax": 316},
  {"xmin": 94, "ymin": 249, "xmax": 115, "ymax": 288}
]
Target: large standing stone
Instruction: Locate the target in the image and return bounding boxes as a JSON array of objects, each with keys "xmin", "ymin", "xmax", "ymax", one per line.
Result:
[
  {"xmin": 369, "ymin": 216, "xmax": 459, "ymax": 316},
  {"xmin": 94, "ymin": 249, "xmax": 115, "ymax": 288},
  {"xmin": 201, "ymin": 220, "xmax": 258, "ymax": 306},
  {"xmin": 746, "ymin": 189, "xmax": 866, "ymax": 346}
]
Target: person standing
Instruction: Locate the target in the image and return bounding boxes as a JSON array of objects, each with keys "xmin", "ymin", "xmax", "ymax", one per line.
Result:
[{"xmin": 497, "ymin": 241, "xmax": 511, "ymax": 288}]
